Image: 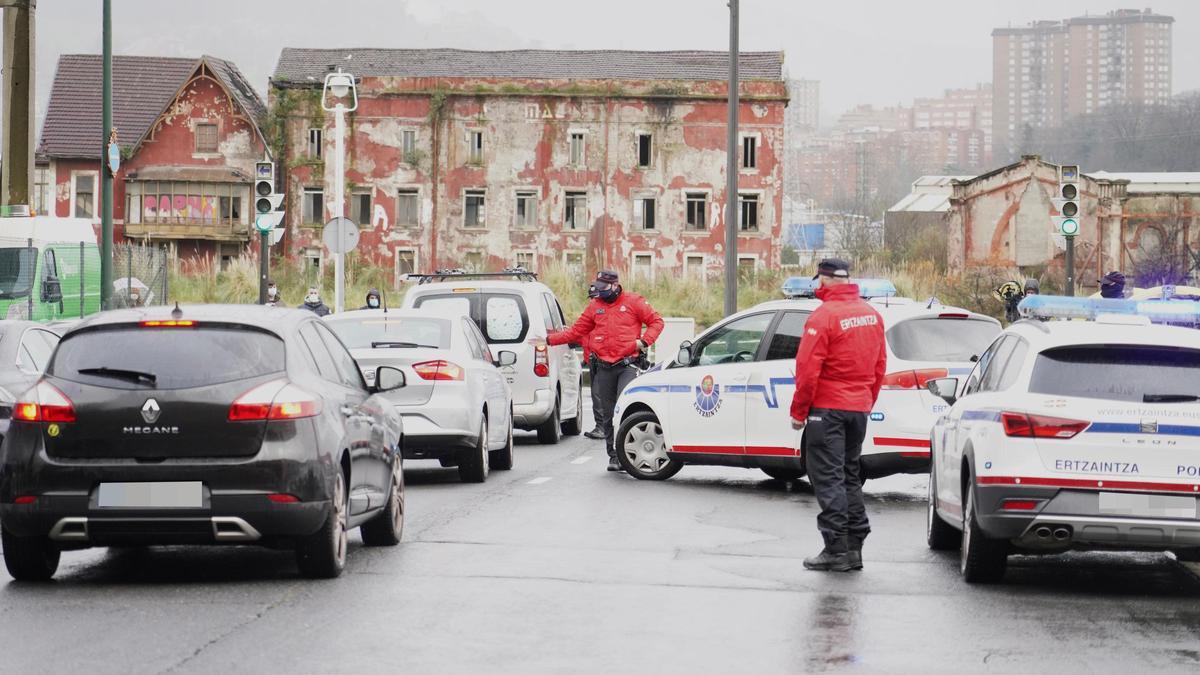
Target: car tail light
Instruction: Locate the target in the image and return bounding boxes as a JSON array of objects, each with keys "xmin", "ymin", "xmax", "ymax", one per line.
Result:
[
  {"xmin": 229, "ymin": 380, "xmax": 322, "ymax": 421},
  {"xmin": 1001, "ymin": 499, "xmax": 1040, "ymax": 511},
  {"xmin": 938, "ymin": 313, "xmax": 970, "ymax": 319},
  {"xmin": 412, "ymin": 360, "xmax": 465, "ymax": 381},
  {"xmin": 267, "ymin": 493, "xmax": 300, "ymax": 504},
  {"xmin": 1001, "ymin": 412, "xmax": 1089, "ymax": 439},
  {"xmin": 533, "ymin": 344, "xmax": 549, "ymax": 378},
  {"xmin": 13, "ymin": 495, "xmax": 37, "ymax": 505},
  {"xmin": 881, "ymin": 368, "xmax": 948, "ymax": 390},
  {"xmin": 13, "ymin": 381, "xmax": 77, "ymax": 423},
  {"xmin": 140, "ymin": 320, "xmax": 197, "ymax": 328}
]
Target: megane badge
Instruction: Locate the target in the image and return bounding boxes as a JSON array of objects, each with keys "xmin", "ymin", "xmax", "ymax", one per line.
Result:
[{"xmin": 141, "ymin": 398, "xmax": 161, "ymax": 424}]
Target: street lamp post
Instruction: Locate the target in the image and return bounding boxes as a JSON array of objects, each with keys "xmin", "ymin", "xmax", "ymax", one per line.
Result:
[
  {"xmin": 724, "ymin": 0, "xmax": 740, "ymax": 318},
  {"xmin": 322, "ymin": 70, "xmax": 357, "ymax": 314}
]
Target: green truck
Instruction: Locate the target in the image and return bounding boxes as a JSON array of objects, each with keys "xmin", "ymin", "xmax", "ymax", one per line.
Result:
[{"xmin": 0, "ymin": 217, "xmax": 102, "ymax": 322}]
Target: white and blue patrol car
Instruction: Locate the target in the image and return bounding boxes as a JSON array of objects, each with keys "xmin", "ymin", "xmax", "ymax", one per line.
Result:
[
  {"xmin": 927, "ymin": 297, "xmax": 1200, "ymax": 583},
  {"xmin": 612, "ymin": 283, "xmax": 1000, "ymax": 481}
]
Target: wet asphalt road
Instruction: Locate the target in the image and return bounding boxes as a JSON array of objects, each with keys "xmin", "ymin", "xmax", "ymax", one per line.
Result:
[{"xmin": 3, "ymin": 407, "xmax": 1200, "ymax": 673}]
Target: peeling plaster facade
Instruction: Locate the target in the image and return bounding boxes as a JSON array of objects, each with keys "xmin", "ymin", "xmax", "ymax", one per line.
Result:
[
  {"xmin": 273, "ymin": 75, "xmax": 787, "ymax": 285},
  {"xmin": 946, "ymin": 156, "xmax": 1200, "ymax": 287}
]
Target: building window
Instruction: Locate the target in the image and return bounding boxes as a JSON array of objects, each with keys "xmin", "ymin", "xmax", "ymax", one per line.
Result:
[
  {"xmin": 738, "ymin": 255, "xmax": 757, "ymax": 280},
  {"xmin": 307, "ymin": 128, "xmax": 323, "ymax": 158},
  {"xmin": 684, "ymin": 254, "xmax": 705, "ymax": 281},
  {"xmin": 515, "ymin": 190, "xmax": 538, "ymax": 229},
  {"xmin": 634, "ymin": 196, "xmax": 656, "ymax": 230},
  {"xmin": 73, "ymin": 174, "xmax": 95, "ymax": 219},
  {"xmin": 350, "ymin": 192, "xmax": 372, "ymax": 226},
  {"xmin": 564, "ymin": 191, "xmax": 588, "ymax": 230},
  {"xmin": 218, "ymin": 195, "xmax": 243, "ymax": 222},
  {"xmin": 195, "ymin": 123, "xmax": 218, "ymax": 153},
  {"xmin": 464, "ymin": 189, "xmax": 486, "ymax": 228},
  {"xmin": 302, "ymin": 189, "xmax": 324, "ymax": 225},
  {"xmin": 515, "ymin": 251, "xmax": 535, "ymax": 271},
  {"xmin": 125, "ymin": 181, "xmax": 247, "ymax": 226},
  {"xmin": 564, "ymin": 251, "xmax": 584, "ymax": 276},
  {"xmin": 739, "ymin": 193, "xmax": 759, "ymax": 232},
  {"xmin": 464, "ymin": 251, "xmax": 484, "ymax": 272},
  {"xmin": 742, "ymin": 136, "xmax": 757, "ymax": 169},
  {"xmin": 402, "ymin": 130, "xmax": 416, "ymax": 158},
  {"xmin": 395, "ymin": 248, "xmax": 416, "ymax": 286},
  {"xmin": 396, "ymin": 189, "xmax": 419, "ymax": 228},
  {"xmin": 33, "ymin": 167, "xmax": 50, "ymax": 215},
  {"xmin": 303, "ymin": 248, "xmax": 323, "ymax": 278},
  {"xmin": 219, "ymin": 243, "xmax": 240, "ymax": 271},
  {"xmin": 637, "ymin": 133, "xmax": 653, "ymax": 168},
  {"xmin": 569, "ymin": 132, "xmax": 585, "ymax": 167},
  {"xmin": 467, "ymin": 131, "xmax": 483, "ymax": 164},
  {"xmin": 685, "ymin": 192, "xmax": 707, "ymax": 231},
  {"xmin": 632, "ymin": 253, "xmax": 653, "ymax": 281}
]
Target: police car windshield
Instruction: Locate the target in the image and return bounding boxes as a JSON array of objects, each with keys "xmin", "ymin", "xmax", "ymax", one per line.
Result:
[
  {"xmin": 1028, "ymin": 345, "xmax": 1200, "ymax": 403},
  {"xmin": 886, "ymin": 317, "xmax": 999, "ymax": 362}
]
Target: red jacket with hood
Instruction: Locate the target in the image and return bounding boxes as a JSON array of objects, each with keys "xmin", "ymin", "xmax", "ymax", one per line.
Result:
[
  {"xmin": 789, "ymin": 283, "xmax": 888, "ymax": 421},
  {"xmin": 548, "ymin": 290, "xmax": 664, "ymax": 363}
]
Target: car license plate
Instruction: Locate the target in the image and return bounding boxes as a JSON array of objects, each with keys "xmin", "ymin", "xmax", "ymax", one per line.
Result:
[
  {"xmin": 97, "ymin": 482, "xmax": 203, "ymax": 508},
  {"xmin": 1097, "ymin": 492, "xmax": 1196, "ymax": 519}
]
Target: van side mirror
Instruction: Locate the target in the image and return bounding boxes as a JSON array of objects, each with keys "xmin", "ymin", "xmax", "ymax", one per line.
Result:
[
  {"xmin": 927, "ymin": 378, "xmax": 959, "ymax": 405},
  {"xmin": 675, "ymin": 340, "xmax": 693, "ymax": 367},
  {"xmin": 373, "ymin": 366, "xmax": 406, "ymax": 392},
  {"xmin": 41, "ymin": 276, "xmax": 63, "ymax": 304},
  {"xmin": 495, "ymin": 350, "xmax": 517, "ymax": 367}
]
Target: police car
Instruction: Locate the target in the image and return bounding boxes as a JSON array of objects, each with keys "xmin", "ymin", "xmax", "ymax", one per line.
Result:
[
  {"xmin": 926, "ymin": 295, "xmax": 1200, "ymax": 583},
  {"xmin": 612, "ymin": 280, "xmax": 1000, "ymax": 481}
]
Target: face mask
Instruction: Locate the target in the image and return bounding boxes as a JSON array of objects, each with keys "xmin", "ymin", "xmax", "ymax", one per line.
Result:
[
  {"xmin": 268, "ymin": 287, "xmax": 278, "ymax": 299},
  {"xmin": 306, "ymin": 294, "xmax": 319, "ymax": 304},
  {"xmin": 597, "ymin": 286, "xmax": 620, "ymax": 303},
  {"xmin": 368, "ymin": 297, "xmax": 380, "ymax": 308}
]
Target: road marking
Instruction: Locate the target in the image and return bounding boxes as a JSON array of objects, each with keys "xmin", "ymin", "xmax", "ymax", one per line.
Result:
[
  {"xmin": 571, "ymin": 456, "xmax": 593, "ymax": 465},
  {"xmin": 527, "ymin": 477, "xmax": 553, "ymax": 485}
]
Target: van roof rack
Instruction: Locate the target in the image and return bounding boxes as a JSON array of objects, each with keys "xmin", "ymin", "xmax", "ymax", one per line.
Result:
[{"xmin": 408, "ymin": 268, "xmax": 539, "ymax": 285}]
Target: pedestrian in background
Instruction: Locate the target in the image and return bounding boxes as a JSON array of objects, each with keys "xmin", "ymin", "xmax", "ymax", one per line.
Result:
[
  {"xmin": 1100, "ymin": 271, "xmax": 1126, "ymax": 299},
  {"xmin": 539, "ymin": 271, "xmax": 663, "ymax": 471},
  {"xmin": 361, "ymin": 288, "xmax": 383, "ymax": 310},
  {"xmin": 790, "ymin": 259, "xmax": 887, "ymax": 572},
  {"xmin": 299, "ymin": 286, "xmax": 331, "ymax": 317},
  {"xmin": 265, "ymin": 280, "xmax": 283, "ymax": 308}
]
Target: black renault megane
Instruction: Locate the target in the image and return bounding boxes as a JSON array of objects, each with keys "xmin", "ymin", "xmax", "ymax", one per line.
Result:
[{"xmin": 0, "ymin": 305, "xmax": 406, "ymax": 581}]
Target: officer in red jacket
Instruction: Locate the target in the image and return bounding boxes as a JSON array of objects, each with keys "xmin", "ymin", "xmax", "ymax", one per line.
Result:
[
  {"xmin": 543, "ymin": 270, "xmax": 664, "ymax": 471},
  {"xmin": 790, "ymin": 259, "xmax": 887, "ymax": 572}
]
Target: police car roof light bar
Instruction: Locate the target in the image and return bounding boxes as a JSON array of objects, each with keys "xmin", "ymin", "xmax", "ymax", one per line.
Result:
[
  {"xmin": 409, "ymin": 268, "xmax": 539, "ymax": 285},
  {"xmin": 781, "ymin": 277, "xmax": 898, "ymax": 300},
  {"xmin": 1018, "ymin": 294, "xmax": 1200, "ymax": 326}
]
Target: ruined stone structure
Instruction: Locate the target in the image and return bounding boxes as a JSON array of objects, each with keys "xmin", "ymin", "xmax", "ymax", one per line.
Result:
[{"xmin": 269, "ymin": 49, "xmax": 788, "ymax": 285}]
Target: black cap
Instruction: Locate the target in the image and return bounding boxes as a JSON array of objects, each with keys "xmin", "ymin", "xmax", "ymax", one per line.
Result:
[
  {"xmin": 596, "ymin": 270, "xmax": 619, "ymax": 285},
  {"xmin": 367, "ymin": 288, "xmax": 381, "ymax": 298},
  {"xmin": 1101, "ymin": 271, "xmax": 1126, "ymax": 287},
  {"xmin": 813, "ymin": 258, "xmax": 851, "ymax": 280},
  {"xmin": 1023, "ymin": 278, "xmax": 1040, "ymax": 292}
]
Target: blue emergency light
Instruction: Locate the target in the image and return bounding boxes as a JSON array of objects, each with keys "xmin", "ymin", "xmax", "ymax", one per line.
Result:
[
  {"xmin": 1018, "ymin": 294, "xmax": 1200, "ymax": 326},
  {"xmin": 782, "ymin": 277, "xmax": 898, "ymax": 299}
]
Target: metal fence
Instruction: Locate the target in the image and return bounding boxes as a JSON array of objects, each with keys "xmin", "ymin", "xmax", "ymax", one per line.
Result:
[{"xmin": 109, "ymin": 242, "xmax": 170, "ymax": 310}]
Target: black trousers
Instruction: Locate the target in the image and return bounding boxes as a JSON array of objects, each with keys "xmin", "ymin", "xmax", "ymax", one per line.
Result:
[
  {"xmin": 592, "ymin": 361, "xmax": 638, "ymax": 456},
  {"xmin": 588, "ymin": 360, "xmax": 603, "ymax": 429},
  {"xmin": 805, "ymin": 408, "xmax": 871, "ymax": 554}
]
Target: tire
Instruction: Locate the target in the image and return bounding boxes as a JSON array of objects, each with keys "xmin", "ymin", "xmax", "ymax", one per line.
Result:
[
  {"xmin": 490, "ymin": 411, "xmax": 515, "ymax": 470},
  {"xmin": 1, "ymin": 526, "xmax": 60, "ymax": 582},
  {"xmin": 615, "ymin": 410, "xmax": 682, "ymax": 480},
  {"xmin": 296, "ymin": 468, "xmax": 348, "ymax": 579},
  {"xmin": 926, "ymin": 469, "xmax": 961, "ymax": 551},
  {"xmin": 458, "ymin": 418, "xmax": 491, "ymax": 483},
  {"xmin": 1173, "ymin": 549, "xmax": 1200, "ymax": 562},
  {"xmin": 761, "ymin": 467, "xmax": 805, "ymax": 482},
  {"xmin": 960, "ymin": 481, "xmax": 1007, "ymax": 583},
  {"xmin": 561, "ymin": 381, "xmax": 584, "ymax": 436},
  {"xmin": 536, "ymin": 396, "xmax": 563, "ymax": 445},
  {"xmin": 361, "ymin": 457, "xmax": 404, "ymax": 547}
]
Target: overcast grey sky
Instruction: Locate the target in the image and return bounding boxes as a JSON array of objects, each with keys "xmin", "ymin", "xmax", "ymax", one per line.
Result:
[{"xmin": 27, "ymin": 0, "xmax": 1200, "ymax": 126}]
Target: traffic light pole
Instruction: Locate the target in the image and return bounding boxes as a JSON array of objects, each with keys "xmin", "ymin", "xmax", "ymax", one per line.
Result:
[
  {"xmin": 1065, "ymin": 236, "xmax": 1075, "ymax": 297},
  {"xmin": 723, "ymin": 0, "xmax": 739, "ymax": 318},
  {"xmin": 259, "ymin": 231, "xmax": 269, "ymax": 304}
]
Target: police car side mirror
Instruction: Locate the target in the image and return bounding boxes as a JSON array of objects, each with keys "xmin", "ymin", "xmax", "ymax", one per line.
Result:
[
  {"xmin": 495, "ymin": 350, "xmax": 518, "ymax": 367},
  {"xmin": 927, "ymin": 378, "xmax": 958, "ymax": 405},
  {"xmin": 373, "ymin": 366, "xmax": 406, "ymax": 392},
  {"xmin": 675, "ymin": 341, "xmax": 693, "ymax": 367}
]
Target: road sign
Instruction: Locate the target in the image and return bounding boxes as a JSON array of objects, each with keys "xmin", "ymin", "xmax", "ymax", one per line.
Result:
[
  {"xmin": 322, "ymin": 217, "xmax": 360, "ymax": 254},
  {"xmin": 106, "ymin": 141, "xmax": 120, "ymax": 176}
]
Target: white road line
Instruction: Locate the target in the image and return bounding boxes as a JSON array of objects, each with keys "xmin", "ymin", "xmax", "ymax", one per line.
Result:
[
  {"xmin": 570, "ymin": 456, "xmax": 593, "ymax": 465},
  {"xmin": 527, "ymin": 477, "xmax": 553, "ymax": 485}
]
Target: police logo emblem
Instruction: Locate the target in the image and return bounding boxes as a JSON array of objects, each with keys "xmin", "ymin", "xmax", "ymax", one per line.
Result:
[
  {"xmin": 694, "ymin": 375, "xmax": 722, "ymax": 417},
  {"xmin": 1139, "ymin": 420, "xmax": 1158, "ymax": 434}
]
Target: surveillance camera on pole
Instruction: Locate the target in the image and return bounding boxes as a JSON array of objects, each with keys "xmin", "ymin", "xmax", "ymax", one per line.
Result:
[
  {"xmin": 254, "ymin": 160, "xmax": 284, "ymax": 303},
  {"xmin": 1053, "ymin": 164, "xmax": 1081, "ymax": 296}
]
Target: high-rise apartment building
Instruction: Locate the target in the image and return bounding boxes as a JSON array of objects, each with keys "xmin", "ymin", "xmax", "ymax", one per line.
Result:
[
  {"xmin": 992, "ymin": 8, "xmax": 1173, "ymax": 158},
  {"xmin": 786, "ymin": 79, "xmax": 820, "ymax": 134},
  {"xmin": 912, "ymin": 83, "xmax": 993, "ymax": 164}
]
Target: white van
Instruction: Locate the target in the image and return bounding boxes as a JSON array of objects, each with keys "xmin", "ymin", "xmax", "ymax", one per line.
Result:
[{"xmin": 402, "ymin": 270, "xmax": 584, "ymax": 444}]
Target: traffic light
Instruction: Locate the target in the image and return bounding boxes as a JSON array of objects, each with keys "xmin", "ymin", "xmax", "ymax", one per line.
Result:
[
  {"xmin": 254, "ymin": 161, "xmax": 285, "ymax": 232},
  {"xmin": 1053, "ymin": 164, "xmax": 1080, "ymax": 237}
]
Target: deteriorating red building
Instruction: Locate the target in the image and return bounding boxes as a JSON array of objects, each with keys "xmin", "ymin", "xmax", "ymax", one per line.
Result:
[
  {"xmin": 36, "ymin": 54, "xmax": 268, "ymax": 266},
  {"xmin": 269, "ymin": 49, "xmax": 787, "ymax": 284}
]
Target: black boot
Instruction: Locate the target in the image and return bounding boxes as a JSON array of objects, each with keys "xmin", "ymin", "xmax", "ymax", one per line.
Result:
[
  {"xmin": 803, "ymin": 549, "xmax": 853, "ymax": 572},
  {"xmin": 847, "ymin": 538, "xmax": 864, "ymax": 570},
  {"xmin": 585, "ymin": 428, "xmax": 606, "ymax": 440},
  {"xmin": 606, "ymin": 456, "xmax": 621, "ymax": 472}
]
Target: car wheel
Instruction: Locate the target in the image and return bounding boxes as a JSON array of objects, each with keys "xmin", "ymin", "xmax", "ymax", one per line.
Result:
[
  {"xmin": 960, "ymin": 480, "xmax": 1007, "ymax": 583},
  {"xmin": 1172, "ymin": 548, "xmax": 1200, "ymax": 562},
  {"xmin": 459, "ymin": 418, "xmax": 491, "ymax": 483},
  {"xmin": 490, "ymin": 411, "xmax": 515, "ymax": 470},
  {"xmin": 361, "ymin": 456, "xmax": 404, "ymax": 547},
  {"xmin": 296, "ymin": 468, "xmax": 348, "ymax": 579},
  {"xmin": 761, "ymin": 467, "xmax": 805, "ymax": 482},
  {"xmin": 615, "ymin": 411, "xmax": 682, "ymax": 480},
  {"xmin": 562, "ymin": 381, "xmax": 584, "ymax": 436},
  {"xmin": 926, "ymin": 469, "xmax": 961, "ymax": 551},
  {"xmin": 1, "ymin": 526, "xmax": 60, "ymax": 582},
  {"xmin": 536, "ymin": 396, "xmax": 563, "ymax": 445}
]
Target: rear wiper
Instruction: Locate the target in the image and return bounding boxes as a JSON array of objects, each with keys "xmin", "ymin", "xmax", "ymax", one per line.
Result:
[
  {"xmin": 77, "ymin": 367, "xmax": 157, "ymax": 385},
  {"xmin": 370, "ymin": 341, "xmax": 436, "ymax": 349},
  {"xmin": 1143, "ymin": 393, "xmax": 1200, "ymax": 403}
]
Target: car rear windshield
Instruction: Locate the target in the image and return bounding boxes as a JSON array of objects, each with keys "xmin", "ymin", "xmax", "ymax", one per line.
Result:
[
  {"xmin": 1028, "ymin": 345, "xmax": 1200, "ymax": 403},
  {"xmin": 413, "ymin": 292, "xmax": 529, "ymax": 343},
  {"xmin": 327, "ymin": 317, "xmax": 450, "ymax": 350},
  {"xmin": 887, "ymin": 317, "xmax": 999, "ymax": 362},
  {"xmin": 49, "ymin": 325, "xmax": 285, "ymax": 389}
]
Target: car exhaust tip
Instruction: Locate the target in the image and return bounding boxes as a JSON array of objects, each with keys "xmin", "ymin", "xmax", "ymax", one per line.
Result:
[
  {"xmin": 1052, "ymin": 527, "xmax": 1071, "ymax": 541},
  {"xmin": 1035, "ymin": 526, "xmax": 1052, "ymax": 539}
]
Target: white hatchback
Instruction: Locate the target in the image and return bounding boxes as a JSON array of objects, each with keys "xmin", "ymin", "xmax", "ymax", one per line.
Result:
[{"xmin": 927, "ymin": 315, "xmax": 1200, "ymax": 583}]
